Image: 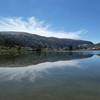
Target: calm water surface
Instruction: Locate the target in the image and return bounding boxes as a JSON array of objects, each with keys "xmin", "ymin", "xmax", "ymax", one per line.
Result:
[{"xmin": 0, "ymin": 51, "xmax": 100, "ymax": 100}]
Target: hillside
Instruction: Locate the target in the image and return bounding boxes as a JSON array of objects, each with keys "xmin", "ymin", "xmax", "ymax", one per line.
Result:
[
  {"xmin": 92, "ymin": 43, "xmax": 100, "ymax": 50},
  {"xmin": 0, "ymin": 31, "xmax": 93, "ymax": 51}
]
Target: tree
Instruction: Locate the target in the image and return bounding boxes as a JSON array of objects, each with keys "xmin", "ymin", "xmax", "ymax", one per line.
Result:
[{"xmin": 68, "ymin": 45, "xmax": 73, "ymax": 50}]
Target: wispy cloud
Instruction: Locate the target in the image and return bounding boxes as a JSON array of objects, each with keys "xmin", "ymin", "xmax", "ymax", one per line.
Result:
[{"xmin": 0, "ymin": 17, "xmax": 87, "ymax": 39}]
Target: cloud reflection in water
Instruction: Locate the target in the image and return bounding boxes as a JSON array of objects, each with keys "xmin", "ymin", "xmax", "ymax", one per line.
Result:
[{"xmin": 0, "ymin": 60, "xmax": 80, "ymax": 81}]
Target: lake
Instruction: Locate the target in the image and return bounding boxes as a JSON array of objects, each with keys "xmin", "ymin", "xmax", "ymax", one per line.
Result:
[{"xmin": 0, "ymin": 51, "xmax": 100, "ymax": 100}]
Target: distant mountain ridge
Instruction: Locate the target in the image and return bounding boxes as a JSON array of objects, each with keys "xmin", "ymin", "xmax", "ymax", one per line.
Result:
[
  {"xmin": 0, "ymin": 31, "xmax": 93, "ymax": 50},
  {"xmin": 92, "ymin": 43, "xmax": 100, "ymax": 50}
]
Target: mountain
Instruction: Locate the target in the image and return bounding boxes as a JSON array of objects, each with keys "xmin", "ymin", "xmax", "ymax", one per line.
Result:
[
  {"xmin": 92, "ymin": 43, "xmax": 100, "ymax": 50},
  {"xmin": 0, "ymin": 31, "xmax": 93, "ymax": 51}
]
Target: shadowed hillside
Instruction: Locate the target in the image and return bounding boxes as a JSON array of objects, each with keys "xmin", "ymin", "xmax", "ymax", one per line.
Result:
[{"xmin": 0, "ymin": 31, "xmax": 93, "ymax": 52}]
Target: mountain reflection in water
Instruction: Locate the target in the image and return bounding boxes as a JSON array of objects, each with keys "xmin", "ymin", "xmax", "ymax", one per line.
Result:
[
  {"xmin": 0, "ymin": 51, "xmax": 94, "ymax": 67},
  {"xmin": 0, "ymin": 51, "xmax": 100, "ymax": 100}
]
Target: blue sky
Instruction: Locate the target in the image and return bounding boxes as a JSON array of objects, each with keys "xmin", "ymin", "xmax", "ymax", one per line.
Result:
[{"xmin": 0, "ymin": 0, "xmax": 100, "ymax": 43}]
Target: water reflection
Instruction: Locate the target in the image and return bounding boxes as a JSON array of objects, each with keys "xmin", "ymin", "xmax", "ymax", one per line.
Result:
[
  {"xmin": 0, "ymin": 51, "xmax": 100, "ymax": 100},
  {"xmin": 0, "ymin": 51, "xmax": 94, "ymax": 67},
  {"xmin": 0, "ymin": 60, "xmax": 80, "ymax": 81}
]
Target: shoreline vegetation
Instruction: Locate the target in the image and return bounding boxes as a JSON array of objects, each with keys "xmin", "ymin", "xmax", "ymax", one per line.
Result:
[{"xmin": 0, "ymin": 45, "xmax": 99, "ymax": 56}]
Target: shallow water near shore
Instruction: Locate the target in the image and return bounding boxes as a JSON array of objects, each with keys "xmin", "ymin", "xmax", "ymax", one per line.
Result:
[{"xmin": 0, "ymin": 50, "xmax": 100, "ymax": 100}]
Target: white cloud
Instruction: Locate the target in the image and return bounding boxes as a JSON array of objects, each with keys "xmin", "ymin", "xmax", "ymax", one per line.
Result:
[{"xmin": 0, "ymin": 17, "xmax": 87, "ymax": 39}]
